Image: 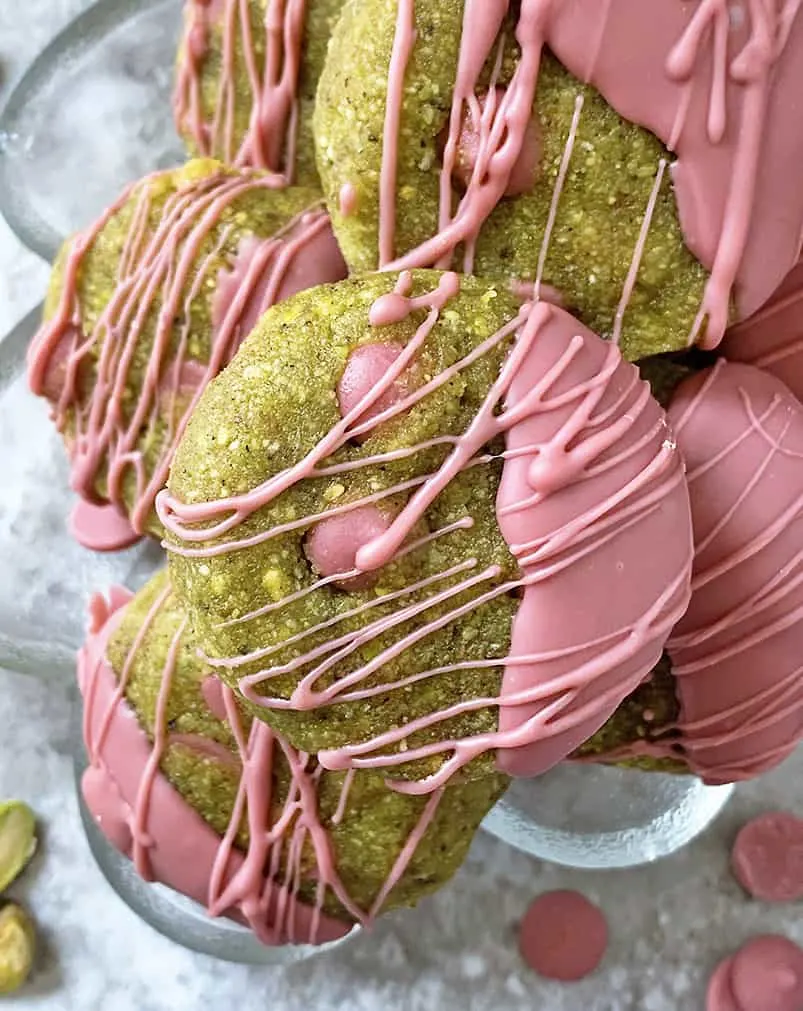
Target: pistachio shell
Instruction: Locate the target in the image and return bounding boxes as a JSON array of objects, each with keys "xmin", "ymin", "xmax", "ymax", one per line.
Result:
[
  {"xmin": 0, "ymin": 802, "xmax": 37, "ymax": 893},
  {"xmin": 0, "ymin": 904, "xmax": 35, "ymax": 994}
]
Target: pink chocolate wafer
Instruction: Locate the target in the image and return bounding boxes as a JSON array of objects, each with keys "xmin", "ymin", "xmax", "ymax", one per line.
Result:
[
  {"xmin": 732, "ymin": 813, "xmax": 803, "ymax": 903},
  {"xmin": 518, "ymin": 890, "xmax": 608, "ymax": 982}
]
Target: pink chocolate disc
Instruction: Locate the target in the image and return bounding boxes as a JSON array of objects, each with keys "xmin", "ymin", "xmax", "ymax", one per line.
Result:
[
  {"xmin": 731, "ymin": 935, "xmax": 803, "ymax": 1011},
  {"xmin": 518, "ymin": 890, "xmax": 608, "ymax": 982},
  {"xmin": 732, "ymin": 812, "xmax": 803, "ymax": 903},
  {"xmin": 707, "ymin": 958, "xmax": 742, "ymax": 1011},
  {"xmin": 69, "ymin": 499, "xmax": 142, "ymax": 552}
]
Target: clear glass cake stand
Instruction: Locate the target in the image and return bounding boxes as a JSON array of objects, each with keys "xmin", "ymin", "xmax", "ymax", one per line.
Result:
[
  {"xmin": 482, "ymin": 763, "xmax": 734, "ymax": 869},
  {"xmin": 1, "ymin": 0, "xmax": 734, "ymax": 907}
]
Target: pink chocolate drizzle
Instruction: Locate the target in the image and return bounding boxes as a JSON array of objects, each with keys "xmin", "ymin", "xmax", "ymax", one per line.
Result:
[
  {"xmin": 79, "ymin": 585, "xmax": 446, "ymax": 944},
  {"xmin": 173, "ymin": 0, "xmax": 309, "ymax": 180},
  {"xmin": 518, "ymin": 890, "xmax": 608, "ymax": 981},
  {"xmin": 27, "ymin": 167, "xmax": 345, "ymax": 538},
  {"xmin": 157, "ymin": 271, "xmax": 693, "ymax": 790},
  {"xmin": 723, "ymin": 255, "xmax": 803, "ymax": 401},
  {"xmin": 665, "ymin": 361, "xmax": 803, "ymax": 783},
  {"xmin": 375, "ymin": 0, "xmax": 803, "ymax": 347}
]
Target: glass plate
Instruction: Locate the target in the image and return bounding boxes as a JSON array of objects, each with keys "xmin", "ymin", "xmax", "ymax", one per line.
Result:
[{"xmin": 0, "ymin": 0, "xmax": 182, "ymax": 675}]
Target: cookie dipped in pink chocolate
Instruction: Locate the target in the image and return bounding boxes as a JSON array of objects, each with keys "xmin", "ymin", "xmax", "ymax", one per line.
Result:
[
  {"xmin": 723, "ymin": 255, "xmax": 803, "ymax": 402},
  {"xmin": 159, "ymin": 270, "xmax": 693, "ymax": 792},
  {"xmin": 667, "ymin": 361, "xmax": 803, "ymax": 783},
  {"xmin": 28, "ymin": 159, "xmax": 346, "ymax": 543},
  {"xmin": 80, "ymin": 570, "xmax": 509, "ymax": 942},
  {"xmin": 174, "ymin": 0, "xmax": 346, "ymax": 185}
]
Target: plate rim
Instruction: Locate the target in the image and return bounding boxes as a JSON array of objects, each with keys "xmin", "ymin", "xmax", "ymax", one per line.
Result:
[{"xmin": 0, "ymin": 0, "xmax": 178, "ymax": 263}]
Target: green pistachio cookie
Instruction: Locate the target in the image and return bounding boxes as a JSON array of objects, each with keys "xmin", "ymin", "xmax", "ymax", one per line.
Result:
[
  {"xmin": 29, "ymin": 158, "xmax": 345, "ymax": 545},
  {"xmin": 79, "ymin": 569, "xmax": 509, "ymax": 941},
  {"xmin": 314, "ymin": 0, "xmax": 710, "ymax": 359}
]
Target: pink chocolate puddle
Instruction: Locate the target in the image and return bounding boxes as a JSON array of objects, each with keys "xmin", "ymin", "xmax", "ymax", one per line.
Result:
[
  {"xmin": 518, "ymin": 890, "xmax": 608, "ymax": 981},
  {"xmin": 732, "ymin": 812, "xmax": 803, "ymax": 903},
  {"xmin": 69, "ymin": 500, "xmax": 141, "ymax": 553}
]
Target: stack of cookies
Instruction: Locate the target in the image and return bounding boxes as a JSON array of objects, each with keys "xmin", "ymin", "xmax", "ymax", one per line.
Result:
[{"xmin": 27, "ymin": 0, "xmax": 803, "ymax": 946}]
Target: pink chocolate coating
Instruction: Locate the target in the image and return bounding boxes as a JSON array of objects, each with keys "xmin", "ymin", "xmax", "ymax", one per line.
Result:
[
  {"xmin": 707, "ymin": 958, "xmax": 742, "ymax": 1011},
  {"xmin": 81, "ymin": 765, "xmax": 134, "ymax": 855},
  {"xmin": 495, "ymin": 308, "xmax": 693, "ymax": 777},
  {"xmin": 336, "ymin": 342, "xmax": 408, "ymax": 441},
  {"xmin": 78, "ymin": 588, "xmax": 352, "ymax": 946},
  {"xmin": 305, "ymin": 505, "xmax": 393, "ymax": 590},
  {"xmin": 667, "ymin": 362, "xmax": 803, "ymax": 783},
  {"xmin": 732, "ymin": 812, "xmax": 803, "ymax": 903},
  {"xmin": 380, "ymin": 1, "xmax": 803, "ymax": 345},
  {"xmin": 723, "ymin": 256, "xmax": 803, "ymax": 402},
  {"xmin": 68, "ymin": 500, "xmax": 141, "ymax": 553},
  {"xmin": 731, "ymin": 935, "xmax": 803, "ymax": 1011},
  {"xmin": 518, "ymin": 890, "xmax": 608, "ymax": 981},
  {"xmin": 28, "ymin": 168, "xmax": 344, "ymax": 540}
]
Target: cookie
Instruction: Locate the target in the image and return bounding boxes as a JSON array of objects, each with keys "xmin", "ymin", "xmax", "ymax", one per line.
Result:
[
  {"xmin": 174, "ymin": 0, "xmax": 346, "ymax": 184},
  {"xmin": 28, "ymin": 159, "xmax": 346, "ymax": 545},
  {"xmin": 160, "ymin": 269, "xmax": 693, "ymax": 787}
]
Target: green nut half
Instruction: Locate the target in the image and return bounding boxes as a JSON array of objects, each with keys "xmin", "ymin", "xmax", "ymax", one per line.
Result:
[
  {"xmin": 0, "ymin": 904, "xmax": 35, "ymax": 995},
  {"xmin": 0, "ymin": 802, "xmax": 37, "ymax": 893}
]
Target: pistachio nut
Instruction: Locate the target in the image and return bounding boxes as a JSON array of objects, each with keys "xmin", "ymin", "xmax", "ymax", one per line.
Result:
[
  {"xmin": 0, "ymin": 802, "xmax": 37, "ymax": 893},
  {"xmin": 0, "ymin": 904, "xmax": 35, "ymax": 994}
]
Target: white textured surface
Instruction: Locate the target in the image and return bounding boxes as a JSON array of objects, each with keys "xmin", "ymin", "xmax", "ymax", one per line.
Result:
[{"xmin": 0, "ymin": 4, "xmax": 802, "ymax": 1010}]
